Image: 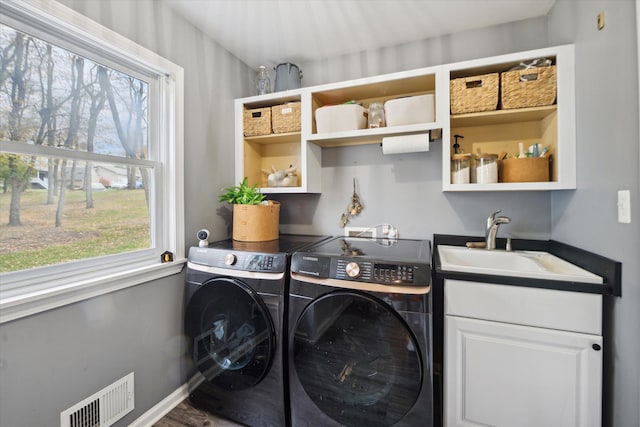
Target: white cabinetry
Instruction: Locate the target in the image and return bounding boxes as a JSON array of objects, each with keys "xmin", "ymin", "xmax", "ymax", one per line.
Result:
[
  {"xmin": 235, "ymin": 67, "xmax": 446, "ymax": 193},
  {"xmin": 307, "ymin": 68, "xmax": 446, "ymax": 147},
  {"xmin": 443, "ymin": 45, "xmax": 576, "ymax": 191},
  {"xmin": 235, "ymin": 45, "xmax": 575, "ymax": 193},
  {"xmin": 444, "ymin": 280, "xmax": 602, "ymax": 427},
  {"xmin": 234, "ymin": 90, "xmax": 322, "ymax": 194}
]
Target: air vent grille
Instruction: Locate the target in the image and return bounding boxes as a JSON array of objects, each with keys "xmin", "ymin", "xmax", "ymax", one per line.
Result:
[{"xmin": 60, "ymin": 372, "xmax": 134, "ymax": 427}]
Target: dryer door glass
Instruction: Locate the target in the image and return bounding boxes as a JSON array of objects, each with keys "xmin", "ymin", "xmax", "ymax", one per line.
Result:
[
  {"xmin": 185, "ymin": 277, "xmax": 276, "ymax": 391},
  {"xmin": 292, "ymin": 291, "xmax": 423, "ymax": 427}
]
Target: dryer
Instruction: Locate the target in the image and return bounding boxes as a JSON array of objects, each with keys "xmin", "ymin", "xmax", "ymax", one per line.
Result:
[
  {"xmin": 288, "ymin": 236, "xmax": 433, "ymax": 427},
  {"xmin": 184, "ymin": 234, "xmax": 329, "ymax": 427}
]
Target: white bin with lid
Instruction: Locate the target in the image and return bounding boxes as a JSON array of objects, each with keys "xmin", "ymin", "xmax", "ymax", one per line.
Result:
[
  {"xmin": 384, "ymin": 94, "xmax": 435, "ymax": 127},
  {"xmin": 315, "ymin": 104, "xmax": 367, "ymax": 133}
]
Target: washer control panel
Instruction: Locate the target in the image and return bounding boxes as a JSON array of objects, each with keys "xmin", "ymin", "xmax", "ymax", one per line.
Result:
[{"xmin": 189, "ymin": 247, "xmax": 286, "ymax": 273}]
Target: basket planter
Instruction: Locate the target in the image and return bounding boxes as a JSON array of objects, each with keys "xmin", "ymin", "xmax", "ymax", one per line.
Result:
[
  {"xmin": 232, "ymin": 201, "xmax": 280, "ymax": 241},
  {"xmin": 501, "ymin": 66, "xmax": 557, "ymax": 109}
]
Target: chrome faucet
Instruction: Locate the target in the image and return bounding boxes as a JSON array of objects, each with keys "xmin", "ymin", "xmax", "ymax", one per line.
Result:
[{"xmin": 485, "ymin": 210, "xmax": 511, "ymax": 250}]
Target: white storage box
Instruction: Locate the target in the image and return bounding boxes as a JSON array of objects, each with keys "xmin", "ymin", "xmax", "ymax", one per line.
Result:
[
  {"xmin": 315, "ymin": 104, "xmax": 367, "ymax": 133},
  {"xmin": 384, "ymin": 94, "xmax": 435, "ymax": 126}
]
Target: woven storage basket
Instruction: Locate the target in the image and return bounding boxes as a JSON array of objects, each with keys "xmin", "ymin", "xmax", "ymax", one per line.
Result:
[
  {"xmin": 271, "ymin": 102, "xmax": 301, "ymax": 133},
  {"xmin": 243, "ymin": 107, "xmax": 271, "ymax": 136},
  {"xmin": 501, "ymin": 66, "xmax": 556, "ymax": 109},
  {"xmin": 500, "ymin": 156, "xmax": 551, "ymax": 183},
  {"xmin": 450, "ymin": 73, "xmax": 499, "ymax": 114}
]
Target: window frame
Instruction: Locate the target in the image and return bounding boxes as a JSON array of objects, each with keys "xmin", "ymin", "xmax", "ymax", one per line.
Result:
[{"xmin": 0, "ymin": 0, "xmax": 185, "ymax": 323}]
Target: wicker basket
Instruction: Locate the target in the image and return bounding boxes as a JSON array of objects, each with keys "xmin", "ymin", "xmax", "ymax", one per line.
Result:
[
  {"xmin": 243, "ymin": 107, "xmax": 271, "ymax": 136},
  {"xmin": 501, "ymin": 66, "xmax": 556, "ymax": 109},
  {"xmin": 500, "ymin": 156, "xmax": 551, "ymax": 182},
  {"xmin": 271, "ymin": 102, "xmax": 301, "ymax": 133},
  {"xmin": 450, "ymin": 73, "xmax": 499, "ymax": 114}
]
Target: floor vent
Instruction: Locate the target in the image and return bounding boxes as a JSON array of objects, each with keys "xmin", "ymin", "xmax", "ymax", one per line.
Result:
[{"xmin": 60, "ymin": 372, "xmax": 134, "ymax": 427}]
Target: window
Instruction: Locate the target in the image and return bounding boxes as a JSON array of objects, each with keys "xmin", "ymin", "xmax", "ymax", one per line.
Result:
[{"xmin": 0, "ymin": 1, "xmax": 184, "ymax": 323}]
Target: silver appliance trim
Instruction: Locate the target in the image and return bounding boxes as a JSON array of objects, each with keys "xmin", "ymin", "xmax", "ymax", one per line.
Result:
[
  {"xmin": 187, "ymin": 262, "xmax": 285, "ymax": 280},
  {"xmin": 290, "ymin": 272, "xmax": 430, "ymax": 295}
]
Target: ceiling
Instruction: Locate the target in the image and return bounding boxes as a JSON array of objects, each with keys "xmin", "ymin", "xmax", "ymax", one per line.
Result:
[{"xmin": 164, "ymin": 0, "xmax": 556, "ymax": 71}]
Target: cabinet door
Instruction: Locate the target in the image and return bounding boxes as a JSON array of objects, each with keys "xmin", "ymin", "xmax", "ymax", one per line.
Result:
[{"xmin": 445, "ymin": 316, "xmax": 602, "ymax": 427}]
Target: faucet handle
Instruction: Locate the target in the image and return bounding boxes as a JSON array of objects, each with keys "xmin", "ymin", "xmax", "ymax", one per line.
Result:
[{"xmin": 487, "ymin": 210, "xmax": 502, "ymax": 228}]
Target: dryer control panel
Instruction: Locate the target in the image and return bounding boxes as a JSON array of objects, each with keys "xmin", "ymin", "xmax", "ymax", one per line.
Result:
[
  {"xmin": 292, "ymin": 254, "xmax": 429, "ymax": 286},
  {"xmin": 334, "ymin": 259, "xmax": 420, "ymax": 284}
]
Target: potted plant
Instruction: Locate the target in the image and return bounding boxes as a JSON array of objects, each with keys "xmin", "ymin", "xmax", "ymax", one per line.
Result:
[{"xmin": 219, "ymin": 177, "xmax": 280, "ymax": 241}]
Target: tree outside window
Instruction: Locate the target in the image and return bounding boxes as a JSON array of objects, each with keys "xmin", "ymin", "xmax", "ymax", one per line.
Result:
[
  {"xmin": 0, "ymin": 0, "xmax": 184, "ymax": 323},
  {"xmin": 0, "ymin": 24, "xmax": 153, "ymax": 272}
]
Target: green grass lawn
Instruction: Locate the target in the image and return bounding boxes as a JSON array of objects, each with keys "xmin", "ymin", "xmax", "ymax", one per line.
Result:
[{"xmin": 0, "ymin": 188, "xmax": 150, "ymax": 272}]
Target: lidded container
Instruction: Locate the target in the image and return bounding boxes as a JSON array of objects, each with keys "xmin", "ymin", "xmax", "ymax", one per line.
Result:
[
  {"xmin": 368, "ymin": 102, "xmax": 386, "ymax": 128},
  {"xmin": 274, "ymin": 63, "xmax": 302, "ymax": 92},
  {"xmin": 476, "ymin": 153, "xmax": 499, "ymax": 184},
  {"xmin": 451, "ymin": 154, "xmax": 471, "ymax": 184},
  {"xmin": 255, "ymin": 65, "xmax": 271, "ymax": 95}
]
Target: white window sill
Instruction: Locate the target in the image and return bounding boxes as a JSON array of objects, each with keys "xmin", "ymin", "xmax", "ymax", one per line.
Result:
[{"xmin": 0, "ymin": 259, "xmax": 186, "ymax": 324}]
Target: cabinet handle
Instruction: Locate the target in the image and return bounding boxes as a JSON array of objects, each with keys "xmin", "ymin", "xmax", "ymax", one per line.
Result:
[{"xmin": 592, "ymin": 344, "xmax": 602, "ymax": 351}]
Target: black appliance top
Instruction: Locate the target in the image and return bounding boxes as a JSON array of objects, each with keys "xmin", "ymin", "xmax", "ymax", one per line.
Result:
[
  {"xmin": 188, "ymin": 234, "xmax": 331, "ymax": 273},
  {"xmin": 291, "ymin": 236, "xmax": 432, "ymax": 286}
]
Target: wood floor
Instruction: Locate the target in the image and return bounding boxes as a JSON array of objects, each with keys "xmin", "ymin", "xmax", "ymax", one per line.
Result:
[{"xmin": 153, "ymin": 400, "xmax": 244, "ymax": 427}]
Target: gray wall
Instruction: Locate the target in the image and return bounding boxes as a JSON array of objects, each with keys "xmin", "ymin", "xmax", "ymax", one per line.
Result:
[
  {"xmin": 0, "ymin": 0, "xmax": 251, "ymax": 425},
  {"xmin": 0, "ymin": 0, "xmax": 637, "ymax": 426},
  {"xmin": 283, "ymin": 2, "xmax": 640, "ymax": 427},
  {"xmin": 280, "ymin": 17, "xmax": 555, "ymax": 241},
  {"xmin": 548, "ymin": 1, "xmax": 640, "ymax": 427}
]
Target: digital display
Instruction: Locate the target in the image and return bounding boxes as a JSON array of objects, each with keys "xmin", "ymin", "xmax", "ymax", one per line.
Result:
[
  {"xmin": 246, "ymin": 255, "xmax": 275, "ymax": 271},
  {"xmin": 374, "ymin": 263, "xmax": 414, "ymax": 283}
]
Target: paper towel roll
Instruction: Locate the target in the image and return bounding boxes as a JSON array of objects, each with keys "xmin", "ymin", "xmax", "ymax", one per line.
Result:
[{"xmin": 382, "ymin": 133, "xmax": 430, "ymax": 155}]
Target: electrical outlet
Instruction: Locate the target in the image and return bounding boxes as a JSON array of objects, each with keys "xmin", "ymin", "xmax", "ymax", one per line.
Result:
[
  {"xmin": 617, "ymin": 190, "xmax": 631, "ymax": 223},
  {"xmin": 344, "ymin": 227, "xmax": 376, "ymax": 238}
]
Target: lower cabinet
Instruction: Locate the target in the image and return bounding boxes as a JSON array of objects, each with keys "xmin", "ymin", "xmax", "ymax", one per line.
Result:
[{"xmin": 444, "ymin": 280, "xmax": 603, "ymax": 427}]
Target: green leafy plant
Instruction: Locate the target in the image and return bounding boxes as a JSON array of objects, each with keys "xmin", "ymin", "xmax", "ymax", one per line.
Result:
[{"xmin": 218, "ymin": 177, "xmax": 266, "ymax": 205}]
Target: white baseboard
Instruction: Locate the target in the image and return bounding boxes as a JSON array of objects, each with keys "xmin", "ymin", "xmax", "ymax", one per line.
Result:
[{"xmin": 130, "ymin": 383, "xmax": 189, "ymax": 427}]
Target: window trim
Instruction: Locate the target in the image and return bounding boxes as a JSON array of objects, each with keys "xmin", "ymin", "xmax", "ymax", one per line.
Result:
[{"xmin": 0, "ymin": 0, "xmax": 185, "ymax": 324}]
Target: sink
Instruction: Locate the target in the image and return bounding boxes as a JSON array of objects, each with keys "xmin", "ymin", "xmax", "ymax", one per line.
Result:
[{"xmin": 438, "ymin": 245, "xmax": 603, "ymax": 284}]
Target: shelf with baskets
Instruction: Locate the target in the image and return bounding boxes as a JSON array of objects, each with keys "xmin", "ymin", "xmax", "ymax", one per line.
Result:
[
  {"xmin": 235, "ymin": 91, "xmax": 321, "ymax": 194},
  {"xmin": 234, "ymin": 45, "xmax": 575, "ymax": 194},
  {"xmin": 442, "ymin": 44, "xmax": 576, "ymax": 191},
  {"xmin": 235, "ymin": 67, "xmax": 448, "ymax": 194}
]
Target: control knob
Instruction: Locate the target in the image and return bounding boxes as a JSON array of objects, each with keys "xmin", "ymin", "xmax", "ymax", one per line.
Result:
[
  {"xmin": 224, "ymin": 253, "xmax": 237, "ymax": 266},
  {"xmin": 345, "ymin": 262, "xmax": 361, "ymax": 278}
]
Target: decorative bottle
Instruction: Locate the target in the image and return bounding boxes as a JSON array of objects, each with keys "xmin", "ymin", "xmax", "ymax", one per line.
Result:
[{"xmin": 255, "ymin": 66, "xmax": 271, "ymax": 95}]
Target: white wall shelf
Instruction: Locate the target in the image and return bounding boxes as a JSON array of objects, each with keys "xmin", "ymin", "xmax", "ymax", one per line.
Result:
[
  {"xmin": 235, "ymin": 45, "xmax": 576, "ymax": 193},
  {"xmin": 442, "ymin": 44, "xmax": 576, "ymax": 191}
]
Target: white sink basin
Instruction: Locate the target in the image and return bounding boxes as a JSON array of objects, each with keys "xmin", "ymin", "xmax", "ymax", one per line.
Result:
[{"xmin": 438, "ymin": 245, "xmax": 603, "ymax": 284}]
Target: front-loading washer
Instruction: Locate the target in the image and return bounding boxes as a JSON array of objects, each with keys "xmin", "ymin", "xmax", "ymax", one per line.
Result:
[
  {"xmin": 288, "ymin": 236, "xmax": 433, "ymax": 427},
  {"xmin": 184, "ymin": 234, "xmax": 330, "ymax": 427}
]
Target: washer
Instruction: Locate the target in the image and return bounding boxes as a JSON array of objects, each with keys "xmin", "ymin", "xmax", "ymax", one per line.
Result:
[
  {"xmin": 288, "ymin": 236, "xmax": 433, "ymax": 427},
  {"xmin": 185, "ymin": 234, "xmax": 330, "ymax": 427}
]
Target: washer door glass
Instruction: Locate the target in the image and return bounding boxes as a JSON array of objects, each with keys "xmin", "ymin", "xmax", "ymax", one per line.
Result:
[
  {"xmin": 185, "ymin": 277, "xmax": 276, "ymax": 391},
  {"xmin": 293, "ymin": 291, "xmax": 423, "ymax": 427}
]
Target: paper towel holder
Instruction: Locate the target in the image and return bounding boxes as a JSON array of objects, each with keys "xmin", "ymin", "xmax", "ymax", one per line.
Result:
[
  {"xmin": 378, "ymin": 129, "xmax": 441, "ymax": 147},
  {"xmin": 381, "ymin": 130, "xmax": 441, "ymax": 155}
]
